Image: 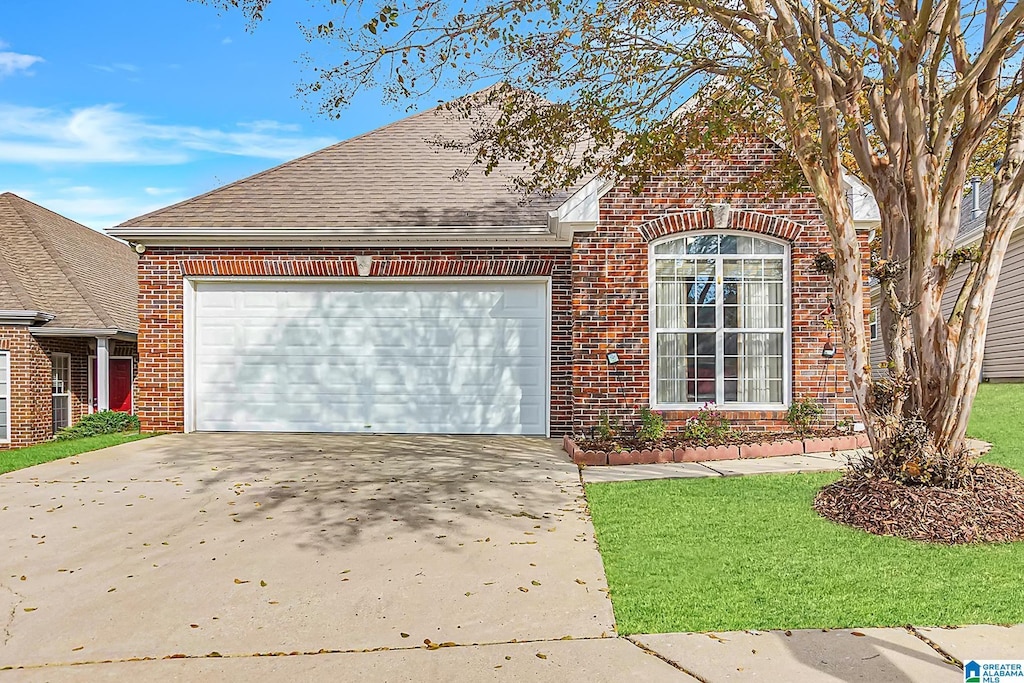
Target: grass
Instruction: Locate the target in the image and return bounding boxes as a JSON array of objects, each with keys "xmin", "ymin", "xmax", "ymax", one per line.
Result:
[
  {"xmin": 0, "ymin": 432, "xmax": 154, "ymax": 475},
  {"xmin": 586, "ymin": 382, "xmax": 1024, "ymax": 634}
]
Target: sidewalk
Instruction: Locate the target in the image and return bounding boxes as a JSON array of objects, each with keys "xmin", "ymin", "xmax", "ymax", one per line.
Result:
[
  {"xmin": 7, "ymin": 624, "xmax": 1019, "ymax": 681},
  {"xmin": 581, "ymin": 450, "xmax": 851, "ymax": 484},
  {"xmin": 630, "ymin": 623, "xmax": 1023, "ymax": 681}
]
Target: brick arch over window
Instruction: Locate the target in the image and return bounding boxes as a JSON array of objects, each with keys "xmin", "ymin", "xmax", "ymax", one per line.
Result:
[{"xmin": 637, "ymin": 209, "xmax": 806, "ymax": 243}]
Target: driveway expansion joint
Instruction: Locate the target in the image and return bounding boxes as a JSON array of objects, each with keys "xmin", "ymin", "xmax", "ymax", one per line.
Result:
[
  {"xmin": 906, "ymin": 625, "xmax": 964, "ymax": 668},
  {"xmin": 624, "ymin": 635, "xmax": 706, "ymax": 682},
  {"xmin": 2, "ymin": 634, "xmax": 623, "ymax": 671}
]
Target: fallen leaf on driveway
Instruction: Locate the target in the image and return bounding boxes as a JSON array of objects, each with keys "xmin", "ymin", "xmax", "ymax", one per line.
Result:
[
  {"xmin": 518, "ymin": 587, "xmax": 529, "ymax": 593},
  {"xmin": 400, "ymin": 633, "xmax": 409, "ymax": 638},
  {"xmin": 575, "ymin": 579, "xmax": 586, "ymax": 585},
  {"xmin": 536, "ymin": 653, "xmax": 547, "ymax": 659},
  {"xmin": 234, "ymin": 578, "xmax": 249, "ymax": 584},
  {"xmin": 851, "ymin": 632, "xmax": 866, "ymax": 637},
  {"xmin": 260, "ymin": 580, "xmax": 267, "ymax": 587},
  {"xmin": 23, "ymin": 607, "xmax": 36, "ymax": 612}
]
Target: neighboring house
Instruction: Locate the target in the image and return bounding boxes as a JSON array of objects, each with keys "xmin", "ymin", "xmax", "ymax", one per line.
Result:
[
  {"xmin": 111, "ymin": 91, "xmax": 879, "ymax": 437},
  {"xmin": 869, "ymin": 178, "xmax": 1024, "ymax": 382},
  {"xmin": 0, "ymin": 193, "xmax": 138, "ymax": 448}
]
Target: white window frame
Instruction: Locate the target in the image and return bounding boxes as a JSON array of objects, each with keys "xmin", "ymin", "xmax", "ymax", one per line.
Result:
[
  {"xmin": 0, "ymin": 350, "xmax": 10, "ymax": 443},
  {"xmin": 649, "ymin": 230, "xmax": 792, "ymax": 411},
  {"xmin": 51, "ymin": 352, "xmax": 72, "ymax": 432},
  {"xmin": 870, "ymin": 306, "xmax": 879, "ymax": 341}
]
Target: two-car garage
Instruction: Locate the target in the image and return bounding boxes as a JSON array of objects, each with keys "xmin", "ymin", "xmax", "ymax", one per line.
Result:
[{"xmin": 186, "ymin": 280, "xmax": 550, "ymax": 435}]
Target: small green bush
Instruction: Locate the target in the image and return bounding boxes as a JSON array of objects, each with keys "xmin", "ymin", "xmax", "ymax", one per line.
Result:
[
  {"xmin": 57, "ymin": 411, "xmax": 140, "ymax": 441},
  {"xmin": 681, "ymin": 403, "xmax": 732, "ymax": 443},
  {"xmin": 786, "ymin": 397, "xmax": 824, "ymax": 437},
  {"xmin": 637, "ymin": 407, "xmax": 666, "ymax": 442}
]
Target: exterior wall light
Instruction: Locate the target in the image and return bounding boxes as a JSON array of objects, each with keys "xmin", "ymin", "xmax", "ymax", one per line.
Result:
[
  {"xmin": 606, "ymin": 352, "xmax": 620, "ymax": 365},
  {"xmin": 822, "ymin": 341, "xmax": 837, "ymax": 358}
]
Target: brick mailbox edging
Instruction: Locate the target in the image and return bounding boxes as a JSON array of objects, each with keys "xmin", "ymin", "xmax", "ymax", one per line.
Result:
[{"xmin": 563, "ymin": 433, "xmax": 870, "ymax": 466}]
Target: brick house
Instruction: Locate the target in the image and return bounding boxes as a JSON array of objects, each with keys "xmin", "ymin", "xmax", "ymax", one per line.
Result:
[
  {"xmin": 111, "ymin": 93, "xmax": 878, "ymax": 438},
  {"xmin": 0, "ymin": 193, "xmax": 139, "ymax": 448}
]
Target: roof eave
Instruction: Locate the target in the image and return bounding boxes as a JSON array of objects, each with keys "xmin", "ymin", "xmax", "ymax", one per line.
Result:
[
  {"xmin": 108, "ymin": 225, "xmax": 584, "ymax": 248},
  {"xmin": 0, "ymin": 310, "xmax": 56, "ymax": 326},
  {"xmin": 28, "ymin": 328, "xmax": 137, "ymax": 341}
]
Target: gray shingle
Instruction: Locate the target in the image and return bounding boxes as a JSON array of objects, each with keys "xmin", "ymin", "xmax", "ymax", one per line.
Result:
[
  {"xmin": 119, "ymin": 94, "xmax": 575, "ymax": 229},
  {"xmin": 0, "ymin": 193, "xmax": 138, "ymax": 332}
]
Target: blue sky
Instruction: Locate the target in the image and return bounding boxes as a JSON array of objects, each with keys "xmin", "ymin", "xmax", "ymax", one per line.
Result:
[{"xmin": 0, "ymin": 0, "xmax": 413, "ymax": 229}]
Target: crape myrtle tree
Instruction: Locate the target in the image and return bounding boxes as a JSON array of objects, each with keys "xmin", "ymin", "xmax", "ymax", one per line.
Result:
[{"xmin": 203, "ymin": 0, "xmax": 1024, "ymax": 488}]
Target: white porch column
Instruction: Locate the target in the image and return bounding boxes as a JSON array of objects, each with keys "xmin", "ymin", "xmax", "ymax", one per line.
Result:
[{"xmin": 96, "ymin": 337, "xmax": 110, "ymax": 412}]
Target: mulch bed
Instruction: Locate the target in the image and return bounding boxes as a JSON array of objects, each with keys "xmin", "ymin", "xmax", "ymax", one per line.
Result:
[
  {"xmin": 575, "ymin": 430, "xmax": 810, "ymax": 452},
  {"xmin": 814, "ymin": 465, "xmax": 1024, "ymax": 544}
]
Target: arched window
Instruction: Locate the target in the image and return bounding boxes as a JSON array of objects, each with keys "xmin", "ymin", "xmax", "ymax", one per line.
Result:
[{"xmin": 651, "ymin": 231, "xmax": 790, "ymax": 408}]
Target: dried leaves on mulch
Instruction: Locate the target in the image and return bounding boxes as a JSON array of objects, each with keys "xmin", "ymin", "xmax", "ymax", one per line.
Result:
[{"xmin": 814, "ymin": 465, "xmax": 1024, "ymax": 544}]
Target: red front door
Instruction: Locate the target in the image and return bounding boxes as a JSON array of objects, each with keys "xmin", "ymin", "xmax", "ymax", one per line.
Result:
[{"xmin": 92, "ymin": 358, "xmax": 133, "ymax": 413}]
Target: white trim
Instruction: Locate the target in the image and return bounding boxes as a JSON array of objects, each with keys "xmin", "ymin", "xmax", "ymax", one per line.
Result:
[
  {"xmin": 88, "ymin": 356, "xmax": 135, "ymax": 415},
  {"xmin": 109, "ymin": 225, "xmax": 583, "ymax": 248},
  {"xmin": 0, "ymin": 349, "xmax": 9, "ymax": 444},
  {"xmin": 648, "ymin": 230, "xmax": 792, "ymax": 411},
  {"xmin": 29, "ymin": 328, "xmax": 136, "ymax": 340},
  {"xmin": 183, "ymin": 275, "xmax": 552, "ymax": 436},
  {"xmin": 95, "ymin": 338, "xmax": 109, "ymax": 412},
  {"xmin": 50, "ymin": 352, "xmax": 72, "ymax": 432},
  {"xmin": 0, "ymin": 310, "xmax": 55, "ymax": 326},
  {"xmin": 183, "ymin": 278, "xmax": 196, "ymax": 433}
]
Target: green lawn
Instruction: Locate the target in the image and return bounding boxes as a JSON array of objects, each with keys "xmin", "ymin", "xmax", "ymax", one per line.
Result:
[
  {"xmin": 0, "ymin": 432, "xmax": 154, "ymax": 475},
  {"xmin": 586, "ymin": 382, "xmax": 1024, "ymax": 634}
]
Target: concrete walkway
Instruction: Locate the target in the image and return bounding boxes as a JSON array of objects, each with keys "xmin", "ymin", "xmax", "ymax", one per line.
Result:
[
  {"xmin": 2, "ymin": 434, "xmax": 1019, "ymax": 681},
  {"xmin": 581, "ymin": 450, "xmax": 852, "ymax": 484}
]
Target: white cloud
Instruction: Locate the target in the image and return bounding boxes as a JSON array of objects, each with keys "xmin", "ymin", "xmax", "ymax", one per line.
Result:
[
  {"xmin": 8, "ymin": 185, "xmax": 187, "ymax": 230},
  {"xmin": 0, "ymin": 103, "xmax": 335, "ymax": 165},
  {"xmin": 90, "ymin": 63, "xmax": 140, "ymax": 73},
  {"xmin": 0, "ymin": 51, "xmax": 44, "ymax": 78},
  {"xmin": 222, "ymin": 37, "xmax": 233, "ymax": 45},
  {"xmin": 143, "ymin": 186, "xmax": 182, "ymax": 196}
]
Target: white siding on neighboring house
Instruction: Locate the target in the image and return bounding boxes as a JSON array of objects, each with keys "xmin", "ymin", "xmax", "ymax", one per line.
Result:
[{"xmin": 945, "ymin": 227, "xmax": 1024, "ymax": 381}]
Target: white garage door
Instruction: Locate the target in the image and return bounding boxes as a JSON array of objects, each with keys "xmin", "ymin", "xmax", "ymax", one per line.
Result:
[{"xmin": 190, "ymin": 280, "xmax": 549, "ymax": 435}]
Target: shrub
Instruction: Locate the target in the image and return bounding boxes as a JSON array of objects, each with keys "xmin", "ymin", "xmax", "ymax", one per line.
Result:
[
  {"xmin": 786, "ymin": 397, "xmax": 824, "ymax": 437},
  {"xmin": 681, "ymin": 403, "xmax": 731, "ymax": 444},
  {"xmin": 637, "ymin": 408, "xmax": 666, "ymax": 442},
  {"xmin": 595, "ymin": 413, "xmax": 618, "ymax": 440},
  {"xmin": 57, "ymin": 410, "xmax": 140, "ymax": 441}
]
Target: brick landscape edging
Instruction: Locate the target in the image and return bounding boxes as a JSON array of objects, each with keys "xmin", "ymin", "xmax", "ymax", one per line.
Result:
[{"xmin": 563, "ymin": 433, "xmax": 870, "ymax": 466}]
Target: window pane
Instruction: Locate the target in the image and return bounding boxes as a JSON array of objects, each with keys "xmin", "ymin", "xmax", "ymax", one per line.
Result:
[
  {"xmin": 686, "ymin": 234, "xmax": 719, "ymax": 254},
  {"xmin": 652, "ymin": 233, "xmax": 787, "ymax": 406},
  {"xmin": 655, "ymin": 237, "xmax": 688, "ymax": 254},
  {"xmin": 53, "ymin": 396, "xmax": 70, "ymax": 431},
  {"xmin": 0, "ymin": 353, "xmax": 6, "ymax": 440},
  {"xmin": 753, "ymin": 237, "xmax": 786, "ymax": 254}
]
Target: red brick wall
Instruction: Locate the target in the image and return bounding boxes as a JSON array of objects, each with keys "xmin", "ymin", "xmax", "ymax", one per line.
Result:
[
  {"xmin": 136, "ymin": 248, "xmax": 573, "ymax": 435},
  {"xmin": 36, "ymin": 337, "xmax": 92, "ymax": 429},
  {"xmin": 0, "ymin": 329, "xmax": 108, "ymax": 448},
  {"xmin": 0, "ymin": 326, "xmax": 50, "ymax": 448},
  {"xmin": 573, "ymin": 140, "xmax": 865, "ymax": 435}
]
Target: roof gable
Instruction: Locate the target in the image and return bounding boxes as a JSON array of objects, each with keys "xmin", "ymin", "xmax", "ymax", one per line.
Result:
[
  {"xmin": 0, "ymin": 193, "xmax": 138, "ymax": 333},
  {"xmin": 118, "ymin": 95, "xmax": 574, "ymax": 231}
]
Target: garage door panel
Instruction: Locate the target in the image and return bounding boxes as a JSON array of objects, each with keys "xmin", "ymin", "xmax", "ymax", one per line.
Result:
[{"xmin": 192, "ymin": 280, "xmax": 548, "ymax": 434}]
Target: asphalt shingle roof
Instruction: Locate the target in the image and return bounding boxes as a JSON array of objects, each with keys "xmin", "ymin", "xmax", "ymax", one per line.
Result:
[
  {"xmin": 119, "ymin": 92, "xmax": 575, "ymax": 229},
  {"xmin": 0, "ymin": 193, "xmax": 138, "ymax": 332},
  {"xmin": 960, "ymin": 179, "xmax": 993, "ymax": 239}
]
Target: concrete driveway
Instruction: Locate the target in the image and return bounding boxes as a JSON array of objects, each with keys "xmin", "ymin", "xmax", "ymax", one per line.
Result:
[{"xmin": 0, "ymin": 434, "xmax": 682, "ymax": 680}]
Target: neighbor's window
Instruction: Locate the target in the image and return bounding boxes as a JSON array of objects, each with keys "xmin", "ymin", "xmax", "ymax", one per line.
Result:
[
  {"xmin": 51, "ymin": 353, "xmax": 71, "ymax": 432},
  {"xmin": 0, "ymin": 351, "xmax": 9, "ymax": 442},
  {"xmin": 652, "ymin": 232, "xmax": 789, "ymax": 406},
  {"xmin": 870, "ymin": 307, "xmax": 879, "ymax": 341}
]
